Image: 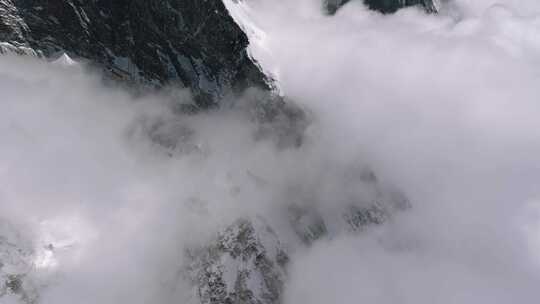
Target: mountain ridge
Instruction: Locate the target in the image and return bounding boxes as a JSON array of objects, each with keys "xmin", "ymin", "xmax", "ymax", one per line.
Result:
[{"xmin": 0, "ymin": 0, "xmax": 270, "ymax": 107}]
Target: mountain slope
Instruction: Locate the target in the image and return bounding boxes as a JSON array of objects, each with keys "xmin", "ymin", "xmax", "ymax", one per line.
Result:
[{"xmin": 0, "ymin": 0, "xmax": 270, "ymax": 107}]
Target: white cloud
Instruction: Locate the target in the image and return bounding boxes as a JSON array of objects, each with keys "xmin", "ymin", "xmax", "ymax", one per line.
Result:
[
  {"xmin": 225, "ymin": 0, "xmax": 540, "ymax": 302},
  {"xmin": 1, "ymin": 0, "xmax": 540, "ymax": 303}
]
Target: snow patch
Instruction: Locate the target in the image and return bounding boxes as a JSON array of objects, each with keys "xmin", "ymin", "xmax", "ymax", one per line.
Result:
[{"xmin": 52, "ymin": 53, "xmax": 78, "ymax": 67}]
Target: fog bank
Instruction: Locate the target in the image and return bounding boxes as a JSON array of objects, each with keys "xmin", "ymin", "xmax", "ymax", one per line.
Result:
[{"xmin": 2, "ymin": 0, "xmax": 540, "ymax": 303}]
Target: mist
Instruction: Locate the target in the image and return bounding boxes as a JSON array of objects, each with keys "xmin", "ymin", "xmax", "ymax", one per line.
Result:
[
  {"xmin": 224, "ymin": 0, "xmax": 540, "ymax": 302},
  {"xmin": 2, "ymin": 0, "xmax": 540, "ymax": 303}
]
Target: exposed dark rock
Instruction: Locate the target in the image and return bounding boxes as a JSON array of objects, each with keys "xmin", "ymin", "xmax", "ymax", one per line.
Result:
[
  {"xmin": 0, "ymin": 0, "xmax": 26, "ymax": 42},
  {"xmin": 326, "ymin": 0, "xmax": 437, "ymax": 14},
  {"xmin": 0, "ymin": 0, "xmax": 270, "ymax": 107}
]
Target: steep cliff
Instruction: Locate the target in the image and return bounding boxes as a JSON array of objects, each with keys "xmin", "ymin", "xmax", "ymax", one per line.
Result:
[
  {"xmin": 326, "ymin": 0, "xmax": 437, "ymax": 14},
  {"xmin": 0, "ymin": 0, "xmax": 270, "ymax": 107}
]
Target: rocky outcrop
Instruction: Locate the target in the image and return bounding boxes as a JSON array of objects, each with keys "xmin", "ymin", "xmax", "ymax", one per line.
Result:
[
  {"xmin": 185, "ymin": 218, "xmax": 288, "ymax": 304},
  {"xmin": 0, "ymin": 0, "xmax": 270, "ymax": 107},
  {"xmin": 0, "ymin": 0, "xmax": 26, "ymax": 43},
  {"xmin": 326, "ymin": 0, "xmax": 437, "ymax": 14}
]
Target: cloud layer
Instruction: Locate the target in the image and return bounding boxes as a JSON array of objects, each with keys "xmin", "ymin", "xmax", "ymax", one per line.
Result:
[
  {"xmin": 1, "ymin": 0, "xmax": 540, "ymax": 303},
  {"xmin": 227, "ymin": 0, "xmax": 540, "ymax": 303}
]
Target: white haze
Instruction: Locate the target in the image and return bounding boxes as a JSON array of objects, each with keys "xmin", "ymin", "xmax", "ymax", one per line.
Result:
[{"xmin": 1, "ymin": 0, "xmax": 540, "ymax": 303}]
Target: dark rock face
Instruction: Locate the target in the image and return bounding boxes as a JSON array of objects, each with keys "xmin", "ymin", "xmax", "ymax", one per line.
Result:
[
  {"xmin": 326, "ymin": 0, "xmax": 437, "ymax": 14},
  {"xmin": 185, "ymin": 218, "xmax": 288, "ymax": 304},
  {"xmin": 364, "ymin": 0, "xmax": 437, "ymax": 13},
  {"xmin": 0, "ymin": 0, "xmax": 26, "ymax": 43},
  {"xmin": 0, "ymin": 0, "xmax": 269, "ymax": 107}
]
